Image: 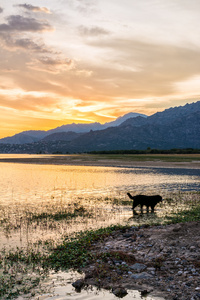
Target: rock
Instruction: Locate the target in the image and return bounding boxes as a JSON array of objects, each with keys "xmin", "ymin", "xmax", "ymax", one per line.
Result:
[
  {"xmin": 130, "ymin": 263, "xmax": 147, "ymax": 272},
  {"xmin": 190, "ymin": 246, "xmax": 196, "ymax": 251},
  {"xmin": 72, "ymin": 279, "xmax": 85, "ymax": 292},
  {"xmin": 112, "ymin": 287, "xmax": 128, "ymax": 298},
  {"xmin": 140, "ymin": 288, "xmax": 152, "ymax": 296},
  {"xmin": 123, "ymin": 233, "xmax": 132, "ymax": 238},
  {"xmin": 128, "ymin": 271, "xmax": 133, "ymax": 275},
  {"xmin": 131, "ymin": 272, "xmax": 152, "ymax": 280},
  {"xmin": 177, "ymin": 271, "xmax": 183, "ymax": 276},
  {"xmin": 195, "ymin": 293, "xmax": 200, "ymax": 298},
  {"xmin": 173, "ymin": 226, "xmax": 181, "ymax": 232},
  {"xmin": 147, "ymin": 267, "xmax": 156, "ymax": 272}
]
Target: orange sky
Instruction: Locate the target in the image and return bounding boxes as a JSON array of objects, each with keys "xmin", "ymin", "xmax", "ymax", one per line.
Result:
[{"xmin": 0, "ymin": 1, "xmax": 200, "ymax": 138}]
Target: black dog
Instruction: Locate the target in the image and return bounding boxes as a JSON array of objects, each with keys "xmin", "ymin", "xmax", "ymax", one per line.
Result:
[{"xmin": 127, "ymin": 192, "xmax": 162, "ymax": 214}]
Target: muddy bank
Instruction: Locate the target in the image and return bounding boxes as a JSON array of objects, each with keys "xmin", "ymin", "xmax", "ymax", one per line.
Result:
[
  {"xmin": 0, "ymin": 154, "xmax": 200, "ymax": 169},
  {"xmin": 79, "ymin": 221, "xmax": 200, "ymax": 300}
]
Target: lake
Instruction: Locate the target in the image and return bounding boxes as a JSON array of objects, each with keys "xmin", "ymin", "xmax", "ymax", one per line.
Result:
[{"xmin": 0, "ymin": 154, "xmax": 199, "ymax": 249}]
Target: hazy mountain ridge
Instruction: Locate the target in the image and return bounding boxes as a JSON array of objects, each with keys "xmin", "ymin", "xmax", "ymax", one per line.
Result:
[
  {"xmin": 0, "ymin": 133, "xmax": 40, "ymax": 145},
  {"xmin": 41, "ymin": 131, "xmax": 83, "ymax": 142},
  {"xmin": 0, "ymin": 101, "xmax": 199, "ymax": 153},
  {"xmin": 0, "ymin": 112, "xmax": 147, "ymax": 144}
]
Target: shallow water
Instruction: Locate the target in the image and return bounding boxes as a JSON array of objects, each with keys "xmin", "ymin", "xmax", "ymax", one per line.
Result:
[
  {"xmin": 0, "ymin": 156, "xmax": 199, "ymax": 249},
  {"xmin": 16, "ymin": 271, "xmax": 164, "ymax": 300}
]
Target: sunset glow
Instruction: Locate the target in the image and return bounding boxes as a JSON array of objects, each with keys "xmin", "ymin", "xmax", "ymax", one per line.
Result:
[{"xmin": 0, "ymin": 1, "xmax": 200, "ymax": 138}]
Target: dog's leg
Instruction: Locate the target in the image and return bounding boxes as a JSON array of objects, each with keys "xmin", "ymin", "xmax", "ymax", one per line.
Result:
[
  {"xmin": 151, "ymin": 205, "xmax": 155, "ymax": 213},
  {"xmin": 140, "ymin": 204, "xmax": 144, "ymax": 214},
  {"xmin": 132, "ymin": 203, "xmax": 138, "ymax": 215},
  {"xmin": 146, "ymin": 206, "xmax": 149, "ymax": 213}
]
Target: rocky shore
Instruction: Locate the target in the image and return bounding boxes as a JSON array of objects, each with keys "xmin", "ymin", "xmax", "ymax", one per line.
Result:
[{"xmin": 77, "ymin": 221, "xmax": 200, "ymax": 299}]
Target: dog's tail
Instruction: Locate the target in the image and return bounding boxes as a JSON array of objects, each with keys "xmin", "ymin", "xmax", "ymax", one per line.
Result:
[
  {"xmin": 127, "ymin": 192, "xmax": 134, "ymax": 200},
  {"xmin": 127, "ymin": 193, "xmax": 136, "ymax": 211}
]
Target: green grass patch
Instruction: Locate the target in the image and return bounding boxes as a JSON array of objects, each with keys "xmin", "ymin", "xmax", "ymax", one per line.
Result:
[
  {"xmin": 165, "ymin": 204, "xmax": 200, "ymax": 224},
  {"xmin": 45, "ymin": 225, "xmax": 126, "ymax": 271},
  {"xmin": 30, "ymin": 205, "xmax": 91, "ymax": 221}
]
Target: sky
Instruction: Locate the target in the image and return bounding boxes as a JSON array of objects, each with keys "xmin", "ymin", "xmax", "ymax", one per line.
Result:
[{"xmin": 0, "ymin": 0, "xmax": 200, "ymax": 138}]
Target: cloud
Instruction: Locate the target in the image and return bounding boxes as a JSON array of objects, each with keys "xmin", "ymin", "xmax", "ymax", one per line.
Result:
[
  {"xmin": 28, "ymin": 56, "xmax": 74, "ymax": 73},
  {"xmin": 0, "ymin": 15, "xmax": 53, "ymax": 32},
  {"xmin": 84, "ymin": 37, "xmax": 200, "ymax": 96},
  {"xmin": 0, "ymin": 90, "xmax": 61, "ymax": 113},
  {"xmin": 0, "ymin": 7, "xmax": 3, "ymax": 13},
  {"xmin": 1, "ymin": 35, "xmax": 53, "ymax": 53},
  {"xmin": 17, "ymin": 4, "xmax": 51, "ymax": 14},
  {"xmin": 11, "ymin": 38, "xmax": 49, "ymax": 52},
  {"xmin": 78, "ymin": 26, "xmax": 110, "ymax": 37}
]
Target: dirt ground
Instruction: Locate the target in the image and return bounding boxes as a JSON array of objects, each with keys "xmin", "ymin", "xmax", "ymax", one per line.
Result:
[{"xmin": 81, "ymin": 221, "xmax": 200, "ymax": 300}]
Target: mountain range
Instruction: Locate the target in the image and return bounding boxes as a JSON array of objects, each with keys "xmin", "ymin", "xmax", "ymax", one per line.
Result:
[
  {"xmin": 0, "ymin": 101, "xmax": 199, "ymax": 153},
  {"xmin": 0, "ymin": 112, "xmax": 147, "ymax": 145}
]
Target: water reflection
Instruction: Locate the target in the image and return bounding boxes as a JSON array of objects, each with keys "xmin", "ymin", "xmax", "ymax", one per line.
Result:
[
  {"xmin": 17, "ymin": 271, "xmax": 164, "ymax": 300},
  {"xmin": 0, "ymin": 159, "xmax": 199, "ymax": 249}
]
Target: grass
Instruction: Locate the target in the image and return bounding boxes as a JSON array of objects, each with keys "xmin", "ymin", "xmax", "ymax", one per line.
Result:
[
  {"xmin": 45, "ymin": 225, "xmax": 125, "ymax": 271},
  {"xmin": 0, "ymin": 247, "xmax": 47, "ymax": 299},
  {"xmin": 30, "ymin": 205, "xmax": 92, "ymax": 221},
  {"xmin": 165, "ymin": 204, "xmax": 200, "ymax": 224}
]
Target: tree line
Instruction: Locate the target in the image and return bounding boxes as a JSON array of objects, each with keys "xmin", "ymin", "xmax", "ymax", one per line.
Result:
[{"xmin": 88, "ymin": 148, "xmax": 200, "ymax": 155}]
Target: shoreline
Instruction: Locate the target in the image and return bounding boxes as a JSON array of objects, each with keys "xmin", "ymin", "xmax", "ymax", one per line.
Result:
[{"xmin": 0, "ymin": 154, "xmax": 200, "ymax": 169}]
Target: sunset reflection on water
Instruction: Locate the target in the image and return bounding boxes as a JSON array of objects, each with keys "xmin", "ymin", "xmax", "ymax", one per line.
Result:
[{"xmin": 0, "ymin": 156, "xmax": 199, "ymax": 249}]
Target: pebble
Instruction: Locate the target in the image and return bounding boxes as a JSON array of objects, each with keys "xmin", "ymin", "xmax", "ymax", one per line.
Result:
[
  {"xmin": 177, "ymin": 271, "xmax": 183, "ymax": 276},
  {"xmin": 190, "ymin": 246, "xmax": 196, "ymax": 251},
  {"xmin": 130, "ymin": 263, "xmax": 147, "ymax": 272},
  {"xmin": 131, "ymin": 272, "xmax": 152, "ymax": 280},
  {"xmin": 147, "ymin": 267, "xmax": 156, "ymax": 272}
]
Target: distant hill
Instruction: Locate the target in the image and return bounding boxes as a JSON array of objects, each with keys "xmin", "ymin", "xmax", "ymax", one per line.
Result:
[
  {"xmin": 0, "ymin": 112, "xmax": 147, "ymax": 144},
  {"xmin": 0, "ymin": 133, "xmax": 40, "ymax": 144},
  {"xmin": 0, "ymin": 101, "xmax": 199, "ymax": 153},
  {"xmin": 104, "ymin": 112, "xmax": 147, "ymax": 127},
  {"xmin": 41, "ymin": 131, "xmax": 83, "ymax": 142},
  {"xmin": 0, "ymin": 130, "xmax": 47, "ymax": 144}
]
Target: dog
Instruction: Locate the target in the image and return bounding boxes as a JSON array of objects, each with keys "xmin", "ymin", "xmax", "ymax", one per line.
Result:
[{"xmin": 127, "ymin": 192, "xmax": 162, "ymax": 214}]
